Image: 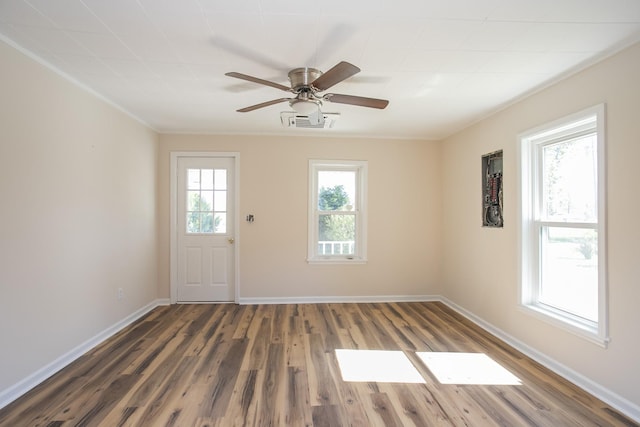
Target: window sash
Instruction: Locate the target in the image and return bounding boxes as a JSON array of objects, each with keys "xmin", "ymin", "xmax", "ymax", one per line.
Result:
[
  {"xmin": 535, "ymin": 134, "xmax": 598, "ymax": 224},
  {"xmin": 317, "ymin": 212, "xmax": 358, "ymax": 256},
  {"xmin": 532, "ymin": 222, "xmax": 599, "ymax": 322}
]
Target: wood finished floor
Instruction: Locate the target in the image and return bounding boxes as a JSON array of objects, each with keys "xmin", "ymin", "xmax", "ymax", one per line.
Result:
[{"xmin": 0, "ymin": 302, "xmax": 636, "ymax": 427}]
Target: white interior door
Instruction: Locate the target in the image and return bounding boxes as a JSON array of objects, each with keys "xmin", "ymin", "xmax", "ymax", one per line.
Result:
[{"xmin": 176, "ymin": 156, "xmax": 235, "ymax": 302}]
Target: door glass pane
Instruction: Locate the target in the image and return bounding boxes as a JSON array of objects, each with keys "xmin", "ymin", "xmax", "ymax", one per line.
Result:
[
  {"xmin": 201, "ymin": 169, "xmax": 214, "ymax": 190},
  {"xmin": 187, "ymin": 191, "xmax": 201, "ymax": 211},
  {"xmin": 200, "ymin": 191, "xmax": 214, "ymax": 211},
  {"xmin": 214, "ymin": 190, "xmax": 226, "ymax": 211},
  {"xmin": 201, "ymin": 213, "xmax": 214, "ymax": 233},
  {"xmin": 317, "ymin": 214, "xmax": 355, "ymax": 255},
  {"xmin": 542, "ymin": 134, "xmax": 597, "ymax": 222},
  {"xmin": 318, "ymin": 171, "xmax": 356, "ymax": 211},
  {"xmin": 187, "ymin": 169, "xmax": 200, "ymax": 189},
  {"xmin": 214, "ymin": 213, "xmax": 226, "ymax": 233},
  {"xmin": 186, "ymin": 168, "xmax": 220, "ymax": 234},
  {"xmin": 214, "ymin": 169, "xmax": 227, "ymax": 190},
  {"xmin": 187, "ymin": 212, "xmax": 200, "ymax": 233},
  {"xmin": 539, "ymin": 226, "xmax": 598, "ymax": 321}
]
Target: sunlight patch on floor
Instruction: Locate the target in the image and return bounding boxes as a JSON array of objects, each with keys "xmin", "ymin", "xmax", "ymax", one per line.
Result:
[
  {"xmin": 335, "ymin": 349, "xmax": 426, "ymax": 383},
  {"xmin": 417, "ymin": 352, "xmax": 522, "ymax": 385}
]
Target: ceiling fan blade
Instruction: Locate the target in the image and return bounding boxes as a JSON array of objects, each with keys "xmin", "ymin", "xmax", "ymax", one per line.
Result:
[
  {"xmin": 324, "ymin": 93, "xmax": 389, "ymax": 109},
  {"xmin": 311, "ymin": 61, "xmax": 360, "ymax": 91},
  {"xmin": 236, "ymin": 98, "xmax": 291, "ymax": 112},
  {"xmin": 225, "ymin": 72, "xmax": 291, "ymax": 92}
]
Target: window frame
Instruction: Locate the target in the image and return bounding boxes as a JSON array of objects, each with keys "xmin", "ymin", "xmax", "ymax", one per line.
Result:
[
  {"xmin": 518, "ymin": 104, "xmax": 608, "ymax": 347},
  {"xmin": 308, "ymin": 159, "xmax": 368, "ymax": 264}
]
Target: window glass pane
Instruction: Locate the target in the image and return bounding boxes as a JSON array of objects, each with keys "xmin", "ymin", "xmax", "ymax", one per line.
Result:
[
  {"xmin": 187, "ymin": 169, "xmax": 200, "ymax": 190},
  {"xmin": 539, "ymin": 226, "xmax": 598, "ymax": 321},
  {"xmin": 214, "ymin": 190, "xmax": 226, "ymax": 212},
  {"xmin": 201, "ymin": 169, "xmax": 214, "ymax": 190},
  {"xmin": 200, "ymin": 191, "xmax": 214, "ymax": 212},
  {"xmin": 318, "ymin": 171, "xmax": 356, "ymax": 211},
  {"xmin": 542, "ymin": 134, "xmax": 597, "ymax": 222},
  {"xmin": 214, "ymin": 169, "xmax": 227, "ymax": 190},
  {"xmin": 214, "ymin": 213, "xmax": 226, "ymax": 233},
  {"xmin": 318, "ymin": 214, "xmax": 355, "ymax": 255}
]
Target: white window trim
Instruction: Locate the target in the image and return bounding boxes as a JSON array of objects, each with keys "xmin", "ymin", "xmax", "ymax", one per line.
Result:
[
  {"xmin": 518, "ymin": 104, "xmax": 609, "ymax": 347},
  {"xmin": 308, "ymin": 159, "xmax": 368, "ymax": 264}
]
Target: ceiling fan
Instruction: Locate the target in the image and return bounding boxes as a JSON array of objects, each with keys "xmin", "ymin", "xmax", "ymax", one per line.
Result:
[{"xmin": 225, "ymin": 61, "xmax": 389, "ymax": 117}]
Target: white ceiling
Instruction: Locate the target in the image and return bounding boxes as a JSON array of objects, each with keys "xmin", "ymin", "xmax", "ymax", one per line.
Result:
[{"xmin": 1, "ymin": 0, "xmax": 640, "ymax": 140}]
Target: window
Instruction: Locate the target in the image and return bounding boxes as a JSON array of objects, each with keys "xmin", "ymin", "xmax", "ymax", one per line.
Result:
[
  {"xmin": 186, "ymin": 168, "xmax": 227, "ymax": 234},
  {"xmin": 308, "ymin": 160, "xmax": 367, "ymax": 263},
  {"xmin": 519, "ymin": 105, "xmax": 607, "ymax": 346}
]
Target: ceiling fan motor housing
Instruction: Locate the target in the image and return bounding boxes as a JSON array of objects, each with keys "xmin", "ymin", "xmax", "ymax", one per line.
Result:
[{"xmin": 288, "ymin": 67, "xmax": 323, "ymax": 91}]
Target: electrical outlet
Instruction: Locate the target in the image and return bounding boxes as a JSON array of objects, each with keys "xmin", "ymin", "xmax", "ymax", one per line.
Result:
[{"xmin": 117, "ymin": 288, "xmax": 124, "ymax": 301}]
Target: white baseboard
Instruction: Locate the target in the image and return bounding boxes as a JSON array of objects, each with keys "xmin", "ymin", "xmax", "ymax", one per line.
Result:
[
  {"xmin": 238, "ymin": 294, "xmax": 439, "ymax": 305},
  {"xmin": 0, "ymin": 298, "xmax": 169, "ymax": 410},
  {"xmin": 439, "ymin": 296, "xmax": 640, "ymax": 423}
]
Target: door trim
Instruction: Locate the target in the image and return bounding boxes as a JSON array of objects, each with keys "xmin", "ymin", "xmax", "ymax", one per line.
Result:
[{"xmin": 170, "ymin": 152, "xmax": 240, "ymax": 304}]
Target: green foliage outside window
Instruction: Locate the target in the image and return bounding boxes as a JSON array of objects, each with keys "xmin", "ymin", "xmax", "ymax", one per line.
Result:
[
  {"xmin": 318, "ymin": 185, "xmax": 354, "ymax": 242},
  {"xmin": 187, "ymin": 193, "xmax": 221, "ymax": 233}
]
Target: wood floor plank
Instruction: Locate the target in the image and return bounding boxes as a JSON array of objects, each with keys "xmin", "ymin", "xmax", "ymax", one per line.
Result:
[
  {"xmin": 347, "ymin": 308, "xmax": 386, "ymax": 350},
  {"xmin": 199, "ymin": 338, "xmax": 249, "ymax": 419},
  {"xmin": 304, "ymin": 333, "xmax": 342, "ymax": 407},
  {"xmin": 285, "ymin": 366, "xmax": 313, "ymax": 426},
  {"xmin": 315, "ymin": 304, "xmax": 343, "ymax": 351},
  {"xmin": 231, "ymin": 304, "xmax": 257, "ymax": 340},
  {"xmin": 70, "ymin": 374, "xmax": 141, "ymax": 427},
  {"xmin": 256, "ymin": 342, "xmax": 285, "ymax": 425},
  {"xmin": 331, "ymin": 380, "xmax": 372, "ymax": 426},
  {"xmin": 221, "ymin": 368, "xmax": 260, "ymax": 426},
  {"xmin": 386, "ymin": 382, "xmax": 451, "ymax": 426},
  {"xmin": 359, "ymin": 304, "xmax": 400, "ymax": 350},
  {"xmin": 368, "ymin": 392, "xmax": 405, "ymax": 426},
  {"xmin": 128, "ymin": 355, "xmax": 199, "ymax": 425},
  {"xmin": 0, "ymin": 302, "xmax": 637, "ymax": 427},
  {"xmin": 284, "ymin": 316, "xmax": 306, "ymax": 368},
  {"xmin": 311, "ymin": 404, "xmax": 343, "ymax": 427},
  {"xmin": 243, "ymin": 317, "xmax": 271, "ymax": 371}
]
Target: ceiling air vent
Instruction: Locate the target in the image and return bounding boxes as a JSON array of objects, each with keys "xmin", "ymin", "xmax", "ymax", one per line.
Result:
[{"xmin": 280, "ymin": 112, "xmax": 340, "ymax": 129}]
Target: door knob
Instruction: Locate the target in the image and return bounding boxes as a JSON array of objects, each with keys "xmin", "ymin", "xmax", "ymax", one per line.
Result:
[{"xmin": 228, "ymin": 238, "xmax": 235, "ymax": 244}]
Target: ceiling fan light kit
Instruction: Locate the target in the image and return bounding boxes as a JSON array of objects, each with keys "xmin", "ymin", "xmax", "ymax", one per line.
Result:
[
  {"xmin": 225, "ymin": 61, "xmax": 389, "ymax": 126},
  {"xmin": 289, "ymin": 98, "xmax": 322, "ymax": 115}
]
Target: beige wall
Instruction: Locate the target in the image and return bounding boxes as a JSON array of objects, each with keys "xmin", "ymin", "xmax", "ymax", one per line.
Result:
[
  {"xmin": 158, "ymin": 134, "xmax": 443, "ymax": 300},
  {"xmin": 0, "ymin": 40, "xmax": 159, "ymax": 392},
  {"xmin": 441, "ymin": 43, "xmax": 640, "ymax": 406}
]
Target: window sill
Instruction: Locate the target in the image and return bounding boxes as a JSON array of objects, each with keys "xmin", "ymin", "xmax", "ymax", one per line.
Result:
[
  {"xmin": 307, "ymin": 257, "xmax": 367, "ymax": 265},
  {"xmin": 519, "ymin": 303, "xmax": 609, "ymax": 348}
]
